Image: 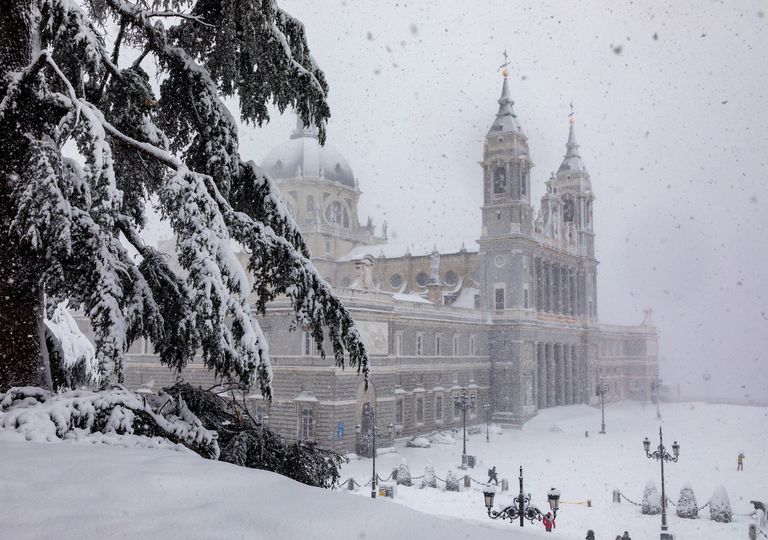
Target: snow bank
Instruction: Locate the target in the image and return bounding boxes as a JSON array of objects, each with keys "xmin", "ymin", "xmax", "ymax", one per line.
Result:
[{"xmin": 0, "ymin": 440, "xmax": 538, "ymax": 540}]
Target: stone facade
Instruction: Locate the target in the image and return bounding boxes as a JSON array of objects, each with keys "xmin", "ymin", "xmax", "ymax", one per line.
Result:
[{"xmin": 120, "ymin": 74, "xmax": 659, "ymax": 453}]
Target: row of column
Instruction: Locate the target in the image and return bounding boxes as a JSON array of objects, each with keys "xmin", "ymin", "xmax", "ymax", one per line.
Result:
[
  {"xmin": 534, "ymin": 342, "xmax": 588, "ymax": 409},
  {"xmin": 534, "ymin": 259, "xmax": 586, "ymax": 316}
]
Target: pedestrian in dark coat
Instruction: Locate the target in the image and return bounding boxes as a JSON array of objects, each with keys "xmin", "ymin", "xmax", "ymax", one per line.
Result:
[
  {"xmin": 621, "ymin": 532, "xmax": 632, "ymax": 540},
  {"xmin": 542, "ymin": 512, "xmax": 555, "ymax": 532},
  {"xmin": 487, "ymin": 466, "xmax": 498, "ymax": 485},
  {"xmin": 585, "ymin": 530, "xmax": 596, "ymax": 540}
]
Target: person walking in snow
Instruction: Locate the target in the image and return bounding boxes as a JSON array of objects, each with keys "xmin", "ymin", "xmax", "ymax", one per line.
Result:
[
  {"xmin": 542, "ymin": 512, "xmax": 555, "ymax": 532},
  {"xmin": 487, "ymin": 466, "xmax": 499, "ymax": 485},
  {"xmin": 738, "ymin": 452, "xmax": 745, "ymax": 471},
  {"xmin": 585, "ymin": 530, "xmax": 596, "ymax": 540},
  {"xmin": 621, "ymin": 531, "xmax": 632, "ymax": 540}
]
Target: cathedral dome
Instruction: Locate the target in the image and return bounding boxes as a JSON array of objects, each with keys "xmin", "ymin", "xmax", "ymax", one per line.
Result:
[{"xmin": 261, "ymin": 120, "xmax": 356, "ymax": 188}]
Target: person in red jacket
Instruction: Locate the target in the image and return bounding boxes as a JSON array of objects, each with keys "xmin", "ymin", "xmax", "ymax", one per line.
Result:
[{"xmin": 543, "ymin": 512, "xmax": 555, "ymax": 532}]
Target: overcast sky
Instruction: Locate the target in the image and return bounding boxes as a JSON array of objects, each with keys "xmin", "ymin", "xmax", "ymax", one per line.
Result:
[{"xmin": 153, "ymin": 0, "xmax": 768, "ymax": 401}]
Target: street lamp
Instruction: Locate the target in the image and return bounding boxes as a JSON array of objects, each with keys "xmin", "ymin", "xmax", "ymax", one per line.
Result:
[
  {"xmin": 482, "ymin": 466, "xmax": 560, "ymax": 527},
  {"xmin": 484, "ymin": 403, "xmax": 491, "ymax": 443},
  {"xmin": 651, "ymin": 378, "xmax": 663, "ymax": 419},
  {"xmin": 643, "ymin": 427, "xmax": 680, "ymax": 540},
  {"xmin": 355, "ymin": 418, "xmax": 394, "ymax": 499},
  {"xmin": 595, "ymin": 380, "xmax": 610, "ymax": 434},
  {"xmin": 454, "ymin": 388, "xmax": 476, "ymax": 466}
]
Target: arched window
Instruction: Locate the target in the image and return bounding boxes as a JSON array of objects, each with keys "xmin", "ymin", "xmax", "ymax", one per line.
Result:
[
  {"xmin": 493, "ymin": 167, "xmax": 506, "ymax": 194},
  {"xmin": 325, "ymin": 200, "xmax": 343, "ymax": 225},
  {"xmin": 521, "ymin": 166, "xmax": 528, "ymax": 196},
  {"xmin": 416, "ymin": 272, "xmax": 429, "ymax": 287},
  {"xmin": 563, "ymin": 199, "xmax": 575, "ymax": 222}
]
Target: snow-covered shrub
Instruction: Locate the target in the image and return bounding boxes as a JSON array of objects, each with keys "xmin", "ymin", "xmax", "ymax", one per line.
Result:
[
  {"xmin": 642, "ymin": 481, "xmax": 662, "ymax": 515},
  {"xmin": 396, "ymin": 458, "xmax": 412, "ymax": 486},
  {"xmin": 710, "ymin": 486, "xmax": 732, "ymax": 523},
  {"xmin": 0, "ymin": 386, "xmax": 218, "ymax": 458},
  {"xmin": 406, "ymin": 436, "xmax": 430, "ymax": 448},
  {"xmin": 45, "ymin": 301, "xmax": 99, "ymax": 389},
  {"xmin": 429, "ymin": 431, "xmax": 456, "ymax": 445},
  {"xmin": 676, "ymin": 483, "xmax": 699, "ymax": 519},
  {"xmin": 445, "ymin": 470, "xmax": 460, "ymax": 492},
  {"xmin": 422, "ymin": 460, "xmax": 437, "ymax": 488}
]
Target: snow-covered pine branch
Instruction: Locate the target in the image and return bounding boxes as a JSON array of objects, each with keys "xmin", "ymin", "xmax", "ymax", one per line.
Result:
[{"xmin": 0, "ymin": 0, "xmax": 368, "ymax": 394}]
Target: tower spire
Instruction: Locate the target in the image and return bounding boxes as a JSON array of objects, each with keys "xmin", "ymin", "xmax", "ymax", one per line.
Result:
[
  {"xmin": 488, "ymin": 54, "xmax": 522, "ymax": 134},
  {"xmin": 558, "ymin": 107, "xmax": 584, "ymax": 172}
]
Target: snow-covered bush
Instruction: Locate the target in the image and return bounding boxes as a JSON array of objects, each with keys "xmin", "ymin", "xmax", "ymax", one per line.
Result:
[
  {"xmin": 45, "ymin": 301, "xmax": 99, "ymax": 389},
  {"xmin": 422, "ymin": 460, "xmax": 437, "ymax": 488},
  {"xmin": 710, "ymin": 485, "xmax": 732, "ymax": 523},
  {"xmin": 429, "ymin": 431, "xmax": 456, "ymax": 445},
  {"xmin": 445, "ymin": 470, "xmax": 460, "ymax": 492},
  {"xmin": 642, "ymin": 481, "xmax": 662, "ymax": 515},
  {"xmin": 0, "ymin": 386, "xmax": 218, "ymax": 458},
  {"xmin": 676, "ymin": 483, "xmax": 699, "ymax": 519},
  {"xmin": 406, "ymin": 436, "xmax": 430, "ymax": 448},
  {"xmin": 396, "ymin": 458, "xmax": 412, "ymax": 486}
]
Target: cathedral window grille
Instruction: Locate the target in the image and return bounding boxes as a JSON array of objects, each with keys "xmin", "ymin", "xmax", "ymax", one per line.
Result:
[
  {"xmin": 416, "ymin": 334, "xmax": 423, "ymax": 356},
  {"xmin": 494, "ymin": 287, "xmax": 505, "ymax": 310},
  {"xmin": 395, "ymin": 398, "xmax": 404, "ymax": 425},
  {"xmin": 416, "ymin": 272, "xmax": 429, "ymax": 287},
  {"xmin": 444, "ymin": 270, "xmax": 458, "ymax": 285},
  {"xmin": 415, "ymin": 397, "xmax": 424, "ymax": 423},
  {"xmin": 453, "ymin": 334, "xmax": 459, "ymax": 356},
  {"xmin": 521, "ymin": 166, "xmax": 527, "ymax": 196},
  {"xmin": 300, "ymin": 407, "xmax": 314, "ymax": 440},
  {"xmin": 302, "ymin": 331, "xmax": 317, "ymax": 356},
  {"xmin": 389, "ymin": 274, "xmax": 403, "ymax": 288},
  {"xmin": 435, "ymin": 335, "xmax": 442, "ymax": 356}
]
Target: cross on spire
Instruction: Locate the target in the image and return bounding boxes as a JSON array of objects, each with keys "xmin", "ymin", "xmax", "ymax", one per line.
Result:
[
  {"xmin": 498, "ymin": 49, "xmax": 512, "ymax": 73},
  {"xmin": 569, "ymin": 101, "xmax": 575, "ymax": 118}
]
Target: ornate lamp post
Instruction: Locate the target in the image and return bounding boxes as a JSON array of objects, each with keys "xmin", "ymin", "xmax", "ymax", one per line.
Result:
[
  {"xmin": 595, "ymin": 380, "xmax": 610, "ymax": 434},
  {"xmin": 643, "ymin": 427, "xmax": 680, "ymax": 540},
  {"xmin": 454, "ymin": 388, "xmax": 476, "ymax": 466},
  {"xmin": 482, "ymin": 466, "xmax": 560, "ymax": 527},
  {"xmin": 355, "ymin": 417, "xmax": 394, "ymax": 499},
  {"xmin": 651, "ymin": 378, "xmax": 663, "ymax": 419},
  {"xmin": 484, "ymin": 403, "xmax": 491, "ymax": 443}
]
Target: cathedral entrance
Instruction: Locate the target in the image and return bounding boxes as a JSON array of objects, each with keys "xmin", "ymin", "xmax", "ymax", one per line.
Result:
[{"xmin": 355, "ymin": 402, "xmax": 375, "ymax": 458}]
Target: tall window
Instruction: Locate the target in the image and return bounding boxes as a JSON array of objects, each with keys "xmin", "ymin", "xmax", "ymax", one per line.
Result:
[
  {"xmin": 435, "ymin": 395, "xmax": 444, "ymax": 421},
  {"xmin": 435, "ymin": 335, "xmax": 441, "ymax": 356},
  {"xmin": 415, "ymin": 396, "xmax": 424, "ymax": 423},
  {"xmin": 453, "ymin": 334, "xmax": 459, "ymax": 356},
  {"xmin": 416, "ymin": 334, "xmax": 423, "ymax": 356},
  {"xmin": 469, "ymin": 335, "xmax": 476, "ymax": 356},
  {"xmin": 524, "ymin": 288, "xmax": 530, "ymax": 309},
  {"xmin": 396, "ymin": 333, "xmax": 403, "ymax": 356},
  {"xmin": 300, "ymin": 407, "xmax": 314, "ymax": 440},
  {"xmin": 453, "ymin": 394, "xmax": 460, "ymax": 418},
  {"xmin": 521, "ymin": 166, "xmax": 528, "ymax": 195},
  {"xmin": 495, "ymin": 287, "xmax": 505, "ymax": 310},
  {"xmin": 303, "ymin": 331, "xmax": 316, "ymax": 356},
  {"xmin": 493, "ymin": 167, "xmax": 506, "ymax": 194},
  {"xmin": 395, "ymin": 398, "xmax": 404, "ymax": 425}
]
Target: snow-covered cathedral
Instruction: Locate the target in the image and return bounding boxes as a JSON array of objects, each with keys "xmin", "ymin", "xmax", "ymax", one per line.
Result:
[{"xmin": 128, "ymin": 72, "xmax": 659, "ymax": 452}]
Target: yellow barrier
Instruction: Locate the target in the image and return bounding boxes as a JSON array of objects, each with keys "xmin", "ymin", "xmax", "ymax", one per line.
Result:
[{"xmin": 559, "ymin": 500, "xmax": 592, "ymax": 507}]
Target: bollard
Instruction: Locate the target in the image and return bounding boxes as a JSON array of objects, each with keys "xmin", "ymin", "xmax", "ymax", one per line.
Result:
[
  {"xmin": 585, "ymin": 430, "xmax": 589, "ymax": 437},
  {"xmin": 612, "ymin": 489, "xmax": 621, "ymax": 503},
  {"xmin": 464, "ymin": 474, "xmax": 471, "ymax": 488},
  {"xmin": 748, "ymin": 524, "xmax": 756, "ymax": 540},
  {"xmin": 347, "ymin": 478, "xmax": 355, "ymax": 491},
  {"xmin": 391, "ymin": 468, "xmax": 398, "ymax": 482},
  {"xmin": 587, "ymin": 499, "xmax": 592, "ymax": 508},
  {"xmin": 501, "ymin": 479, "xmax": 509, "ymax": 492}
]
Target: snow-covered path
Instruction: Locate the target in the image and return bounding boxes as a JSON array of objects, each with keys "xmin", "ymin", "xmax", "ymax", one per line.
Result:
[{"xmin": 340, "ymin": 402, "xmax": 767, "ymax": 539}]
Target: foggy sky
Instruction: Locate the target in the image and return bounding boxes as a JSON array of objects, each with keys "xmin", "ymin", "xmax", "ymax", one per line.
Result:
[{"xmin": 152, "ymin": 1, "xmax": 768, "ymax": 401}]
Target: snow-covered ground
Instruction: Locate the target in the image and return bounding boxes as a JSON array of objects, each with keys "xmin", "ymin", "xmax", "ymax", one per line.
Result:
[
  {"xmin": 340, "ymin": 402, "xmax": 767, "ymax": 539},
  {"xmin": 0, "ymin": 439, "xmax": 537, "ymax": 540}
]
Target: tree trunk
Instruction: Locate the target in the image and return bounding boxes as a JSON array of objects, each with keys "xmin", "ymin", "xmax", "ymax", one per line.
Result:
[{"xmin": 0, "ymin": 0, "xmax": 50, "ymax": 391}]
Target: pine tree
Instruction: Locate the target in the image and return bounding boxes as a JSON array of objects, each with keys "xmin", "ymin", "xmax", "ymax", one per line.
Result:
[
  {"xmin": 422, "ymin": 460, "xmax": 437, "ymax": 488},
  {"xmin": 445, "ymin": 469, "xmax": 460, "ymax": 492},
  {"xmin": 676, "ymin": 483, "xmax": 699, "ymax": 519},
  {"xmin": 396, "ymin": 458, "xmax": 412, "ymax": 486},
  {"xmin": 710, "ymin": 485, "xmax": 732, "ymax": 523},
  {"xmin": 0, "ymin": 0, "xmax": 368, "ymax": 395},
  {"xmin": 641, "ymin": 480, "xmax": 662, "ymax": 515}
]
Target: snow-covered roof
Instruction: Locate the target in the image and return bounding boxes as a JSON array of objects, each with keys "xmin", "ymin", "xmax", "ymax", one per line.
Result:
[
  {"xmin": 339, "ymin": 239, "xmax": 479, "ymax": 262},
  {"xmin": 449, "ymin": 287, "xmax": 479, "ymax": 309}
]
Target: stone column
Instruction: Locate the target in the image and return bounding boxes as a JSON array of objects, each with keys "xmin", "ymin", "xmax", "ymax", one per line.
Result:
[
  {"xmin": 555, "ymin": 344, "xmax": 565, "ymax": 406},
  {"xmin": 563, "ymin": 344, "xmax": 570, "ymax": 404},
  {"xmin": 537, "ymin": 343, "xmax": 546, "ymax": 409},
  {"xmin": 546, "ymin": 343, "xmax": 555, "ymax": 407}
]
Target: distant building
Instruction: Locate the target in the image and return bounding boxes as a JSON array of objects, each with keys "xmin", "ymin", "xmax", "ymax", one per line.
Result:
[{"xmin": 125, "ymin": 73, "xmax": 659, "ymax": 453}]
